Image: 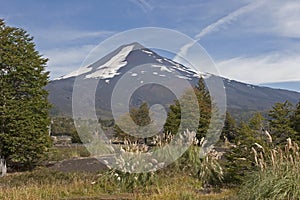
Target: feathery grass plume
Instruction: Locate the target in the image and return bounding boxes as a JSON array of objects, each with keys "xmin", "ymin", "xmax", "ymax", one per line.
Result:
[
  {"xmin": 239, "ymin": 137, "xmax": 300, "ymax": 200},
  {"xmin": 198, "ymin": 149, "xmax": 224, "ymax": 187},
  {"xmin": 251, "ymin": 147, "xmax": 258, "ymax": 166},
  {"xmin": 264, "ymin": 130, "xmax": 273, "ymax": 143},
  {"xmin": 254, "ymin": 143, "xmax": 264, "ymax": 152}
]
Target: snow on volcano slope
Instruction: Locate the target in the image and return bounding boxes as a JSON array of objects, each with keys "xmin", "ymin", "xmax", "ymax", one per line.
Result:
[
  {"xmin": 53, "ymin": 43, "xmax": 208, "ymax": 82},
  {"xmin": 85, "ymin": 45, "xmax": 134, "ymax": 79},
  {"xmin": 54, "ymin": 66, "xmax": 92, "ymax": 80}
]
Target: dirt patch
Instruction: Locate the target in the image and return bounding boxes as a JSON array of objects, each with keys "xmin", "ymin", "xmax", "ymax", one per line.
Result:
[{"xmin": 50, "ymin": 157, "xmax": 108, "ymax": 173}]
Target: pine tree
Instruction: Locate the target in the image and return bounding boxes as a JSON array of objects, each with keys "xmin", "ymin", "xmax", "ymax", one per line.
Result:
[
  {"xmin": 223, "ymin": 121, "xmax": 255, "ymax": 184},
  {"xmin": 248, "ymin": 112, "xmax": 264, "ymax": 131},
  {"xmin": 223, "ymin": 116, "xmax": 266, "ymax": 184},
  {"xmin": 221, "ymin": 112, "xmax": 237, "ymax": 142},
  {"xmin": 195, "ymin": 77, "xmax": 212, "ymax": 139},
  {"xmin": 0, "ymin": 20, "xmax": 51, "ymax": 169},
  {"xmin": 291, "ymin": 100, "xmax": 300, "ymax": 142},
  {"xmin": 164, "ymin": 100, "xmax": 181, "ymax": 135},
  {"xmin": 268, "ymin": 101, "xmax": 296, "ymax": 145},
  {"xmin": 164, "ymin": 77, "xmax": 211, "ymax": 140},
  {"xmin": 130, "ymin": 102, "xmax": 151, "ymax": 127},
  {"xmin": 114, "ymin": 102, "xmax": 151, "ymax": 142}
]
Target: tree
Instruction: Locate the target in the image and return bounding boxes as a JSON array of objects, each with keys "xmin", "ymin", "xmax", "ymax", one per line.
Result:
[
  {"xmin": 248, "ymin": 112, "xmax": 264, "ymax": 131},
  {"xmin": 0, "ymin": 20, "xmax": 51, "ymax": 169},
  {"xmin": 51, "ymin": 117, "xmax": 83, "ymax": 143},
  {"xmin": 291, "ymin": 100, "xmax": 300, "ymax": 142},
  {"xmin": 163, "ymin": 100, "xmax": 181, "ymax": 135},
  {"xmin": 195, "ymin": 77, "xmax": 212, "ymax": 139},
  {"xmin": 114, "ymin": 102, "xmax": 151, "ymax": 142},
  {"xmin": 164, "ymin": 77, "xmax": 211, "ymax": 140},
  {"xmin": 268, "ymin": 101, "xmax": 296, "ymax": 145},
  {"xmin": 223, "ymin": 121, "xmax": 255, "ymax": 184},
  {"xmin": 130, "ymin": 102, "xmax": 151, "ymax": 127},
  {"xmin": 223, "ymin": 116, "xmax": 267, "ymax": 184},
  {"xmin": 221, "ymin": 112, "xmax": 237, "ymax": 143}
]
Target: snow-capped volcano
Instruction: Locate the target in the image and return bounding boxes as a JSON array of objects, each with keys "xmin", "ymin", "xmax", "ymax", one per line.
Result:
[
  {"xmin": 48, "ymin": 42, "xmax": 215, "ymax": 118},
  {"xmin": 46, "ymin": 42, "xmax": 300, "ymax": 119},
  {"xmin": 54, "ymin": 42, "xmax": 205, "ymax": 82}
]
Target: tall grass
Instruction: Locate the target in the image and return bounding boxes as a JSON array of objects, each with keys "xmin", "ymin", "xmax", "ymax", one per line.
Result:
[
  {"xmin": 0, "ymin": 169, "xmax": 98, "ymax": 200},
  {"xmin": 0, "ymin": 168, "xmax": 235, "ymax": 200},
  {"xmin": 238, "ymin": 138, "xmax": 300, "ymax": 200}
]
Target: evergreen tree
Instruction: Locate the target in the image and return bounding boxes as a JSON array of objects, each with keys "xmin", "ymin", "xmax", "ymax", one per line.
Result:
[
  {"xmin": 223, "ymin": 116, "xmax": 266, "ymax": 184},
  {"xmin": 164, "ymin": 100, "xmax": 181, "ymax": 135},
  {"xmin": 114, "ymin": 102, "xmax": 151, "ymax": 142},
  {"xmin": 268, "ymin": 101, "xmax": 296, "ymax": 145},
  {"xmin": 223, "ymin": 121, "xmax": 255, "ymax": 184},
  {"xmin": 195, "ymin": 77, "xmax": 212, "ymax": 139},
  {"xmin": 51, "ymin": 117, "xmax": 86, "ymax": 143},
  {"xmin": 0, "ymin": 19, "xmax": 51, "ymax": 169},
  {"xmin": 164, "ymin": 77, "xmax": 211, "ymax": 140},
  {"xmin": 221, "ymin": 112, "xmax": 237, "ymax": 142},
  {"xmin": 248, "ymin": 112, "xmax": 264, "ymax": 131},
  {"xmin": 130, "ymin": 102, "xmax": 151, "ymax": 127},
  {"xmin": 291, "ymin": 100, "xmax": 300, "ymax": 142}
]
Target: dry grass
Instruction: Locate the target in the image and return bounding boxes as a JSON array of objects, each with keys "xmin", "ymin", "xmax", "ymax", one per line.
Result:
[{"xmin": 0, "ymin": 169, "xmax": 236, "ymax": 200}]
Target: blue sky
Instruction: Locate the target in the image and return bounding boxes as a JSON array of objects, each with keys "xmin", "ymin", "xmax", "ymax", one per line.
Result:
[{"xmin": 1, "ymin": 0, "xmax": 300, "ymax": 89}]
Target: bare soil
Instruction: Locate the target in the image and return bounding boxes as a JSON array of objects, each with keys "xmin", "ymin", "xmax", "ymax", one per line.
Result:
[{"xmin": 50, "ymin": 157, "xmax": 108, "ymax": 173}]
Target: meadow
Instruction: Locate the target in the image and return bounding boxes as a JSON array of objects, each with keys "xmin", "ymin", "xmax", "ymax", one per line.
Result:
[{"xmin": 1, "ymin": 130, "xmax": 299, "ymax": 200}]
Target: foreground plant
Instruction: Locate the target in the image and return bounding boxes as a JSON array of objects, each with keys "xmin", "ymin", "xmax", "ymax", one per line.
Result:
[
  {"xmin": 96, "ymin": 130, "xmax": 224, "ymax": 192},
  {"xmin": 239, "ymin": 138, "xmax": 300, "ymax": 200}
]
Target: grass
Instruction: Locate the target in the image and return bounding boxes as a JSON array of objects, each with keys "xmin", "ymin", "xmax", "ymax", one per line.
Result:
[
  {"xmin": 0, "ymin": 130, "xmax": 233, "ymax": 199},
  {"xmin": 0, "ymin": 169, "xmax": 107, "ymax": 200},
  {"xmin": 4, "ymin": 131, "xmax": 300, "ymax": 199},
  {"xmin": 0, "ymin": 168, "xmax": 236, "ymax": 200},
  {"xmin": 238, "ymin": 138, "xmax": 300, "ymax": 200},
  {"xmin": 46, "ymin": 145, "xmax": 90, "ymax": 162}
]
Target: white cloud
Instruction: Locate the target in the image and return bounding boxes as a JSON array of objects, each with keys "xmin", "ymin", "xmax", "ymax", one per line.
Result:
[
  {"xmin": 43, "ymin": 45, "xmax": 96, "ymax": 79},
  {"xmin": 36, "ymin": 29, "xmax": 115, "ymax": 43},
  {"xmin": 194, "ymin": 0, "xmax": 265, "ymax": 40},
  {"xmin": 234, "ymin": 1, "xmax": 300, "ymax": 38},
  {"xmin": 273, "ymin": 1, "xmax": 300, "ymax": 38},
  {"xmin": 33, "ymin": 28, "xmax": 116, "ymax": 79},
  {"xmin": 172, "ymin": 0, "xmax": 300, "ymax": 86},
  {"xmin": 216, "ymin": 53, "xmax": 300, "ymax": 84}
]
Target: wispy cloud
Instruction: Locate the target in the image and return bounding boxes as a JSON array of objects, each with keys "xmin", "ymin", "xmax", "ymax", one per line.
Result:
[
  {"xmin": 43, "ymin": 45, "xmax": 96, "ymax": 79},
  {"xmin": 174, "ymin": 1, "xmax": 265, "ymax": 63},
  {"xmin": 231, "ymin": 0, "xmax": 300, "ymax": 39},
  {"xmin": 216, "ymin": 52, "xmax": 300, "ymax": 84},
  {"xmin": 130, "ymin": 0, "xmax": 153, "ymax": 13},
  {"xmin": 194, "ymin": 0, "xmax": 265, "ymax": 40},
  {"xmin": 35, "ymin": 29, "xmax": 115, "ymax": 44}
]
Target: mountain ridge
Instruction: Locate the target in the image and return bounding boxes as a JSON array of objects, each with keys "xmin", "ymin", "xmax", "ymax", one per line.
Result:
[{"xmin": 46, "ymin": 43, "xmax": 300, "ymax": 119}]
